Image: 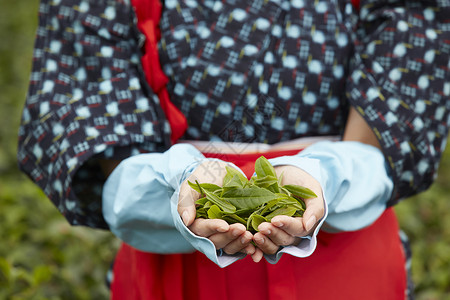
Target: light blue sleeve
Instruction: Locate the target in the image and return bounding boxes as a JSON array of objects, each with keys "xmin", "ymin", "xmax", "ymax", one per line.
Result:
[
  {"xmin": 102, "ymin": 144, "xmax": 202, "ymax": 253},
  {"xmin": 102, "ymin": 143, "xmax": 243, "ymax": 267},
  {"xmin": 269, "ymin": 140, "xmax": 394, "ymax": 232}
]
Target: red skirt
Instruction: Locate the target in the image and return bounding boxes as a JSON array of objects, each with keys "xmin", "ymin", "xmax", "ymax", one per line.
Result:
[{"xmin": 111, "ymin": 150, "xmax": 407, "ymax": 300}]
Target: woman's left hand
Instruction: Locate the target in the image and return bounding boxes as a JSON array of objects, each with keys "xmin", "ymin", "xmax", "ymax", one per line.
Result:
[{"xmin": 253, "ymin": 165, "xmax": 325, "ymax": 255}]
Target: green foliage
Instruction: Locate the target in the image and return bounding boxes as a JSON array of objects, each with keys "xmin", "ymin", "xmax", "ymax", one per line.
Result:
[
  {"xmin": 395, "ymin": 145, "xmax": 450, "ymax": 300},
  {"xmin": 0, "ymin": 175, "xmax": 119, "ymax": 299},
  {"xmin": 0, "ymin": 0, "xmax": 449, "ymax": 298},
  {"xmin": 0, "ymin": 0, "xmax": 39, "ymax": 175}
]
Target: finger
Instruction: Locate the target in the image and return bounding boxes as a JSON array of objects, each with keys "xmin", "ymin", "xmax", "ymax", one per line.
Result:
[
  {"xmin": 208, "ymin": 223, "xmax": 246, "ymax": 249},
  {"xmin": 178, "ymin": 180, "xmax": 199, "ymax": 226},
  {"xmin": 251, "ymin": 248, "xmax": 264, "ymax": 263},
  {"xmin": 242, "ymin": 243, "xmax": 257, "ymax": 256},
  {"xmin": 270, "ymin": 215, "xmax": 309, "ymax": 237},
  {"xmin": 258, "ymin": 222, "xmax": 300, "ymax": 246},
  {"xmin": 222, "ymin": 230, "xmax": 253, "ymax": 255},
  {"xmin": 189, "ymin": 218, "xmax": 229, "ymax": 238},
  {"xmin": 253, "ymin": 232, "xmax": 279, "ymax": 255},
  {"xmin": 302, "ymin": 196, "xmax": 325, "ymax": 233}
]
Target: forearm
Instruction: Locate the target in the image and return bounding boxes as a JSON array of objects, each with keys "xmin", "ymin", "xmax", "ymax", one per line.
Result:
[
  {"xmin": 346, "ymin": 0, "xmax": 450, "ymax": 202},
  {"xmin": 99, "ymin": 159, "xmax": 122, "ymax": 177},
  {"xmin": 101, "ymin": 144, "xmax": 206, "ymax": 253},
  {"xmin": 342, "ymin": 106, "xmax": 381, "ymax": 150}
]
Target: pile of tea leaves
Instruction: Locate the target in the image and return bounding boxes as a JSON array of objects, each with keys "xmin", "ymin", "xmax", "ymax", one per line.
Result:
[{"xmin": 189, "ymin": 156, "xmax": 317, "ymax": 233}]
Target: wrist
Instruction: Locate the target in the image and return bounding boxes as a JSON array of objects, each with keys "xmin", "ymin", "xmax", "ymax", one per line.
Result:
[
  {"xmin": 99, "ymin": 159, "xmax": 121, "ymax": 177},
  {"xmin": 295, "ymin": 140, "xmax": 393, "ymax": 231}
]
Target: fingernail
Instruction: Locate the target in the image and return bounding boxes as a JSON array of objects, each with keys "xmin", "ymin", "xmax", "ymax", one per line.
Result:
[
  {"xmin": 255, "ymin": 237, "xmax": 264, "ymax": 244},
  {"xmin": 217, "ymin": 226, "xmax": 228, "ymax": 233},
  {"xmin": 181, "ymin": 211, "xmax": 189, "ymax": 225},
  {"xmin": 232, "ymin": 229, "xmax": 241, "ymax": 237},
  {"xmin": 263, "ymin": 230, "xmax": 271, "ymax": 235},
  {"xmin": 252, "ymin": 255, "xmax": 261, "ymax": 263},
  {"xmin": 273, "ymin": 222, "xmax": 283, "ymax": 228},
  {"xmin": 241, "ymin": 237, "xmax": 248, "ymax": 244},
  {"xmin": 246, "ymin": 248, "xmax": 255, "ymax": 256},
  {"xmin": 305, "ymin": 216, "xmax": 317, "ymax": 232}
]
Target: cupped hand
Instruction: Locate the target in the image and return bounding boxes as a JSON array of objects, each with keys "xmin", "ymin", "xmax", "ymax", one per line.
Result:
[
  {"xmin": 178, "ymin": 160, "xmax": 257, "ymax": 256},
  {"xmin": 253, "ymin": 165, "xmax": 325, "ymax": 255}
]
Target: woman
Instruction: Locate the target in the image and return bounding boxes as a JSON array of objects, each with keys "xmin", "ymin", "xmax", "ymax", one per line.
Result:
[{"xmin": 18, "ymin": 0, "xmax": 449, "ymax": 299}]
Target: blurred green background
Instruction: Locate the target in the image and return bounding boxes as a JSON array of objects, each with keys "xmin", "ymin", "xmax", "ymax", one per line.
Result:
[
  {"xmin": 0, "ymin": 0, "xmax": 449, "ymax": 299},
  {"xmin": 0, "ymin": 1, "xmax": 119, "ymax": 299}
]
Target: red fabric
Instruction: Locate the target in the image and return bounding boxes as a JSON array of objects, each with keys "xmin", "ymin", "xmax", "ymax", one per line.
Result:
[
  {"xmin": 131, "ymin": 0, "xmax": 187, "ymax": 144},
  {"xmin": 352, "ymin": 0, "xmax": 360, "ymax": 10},
  {"xmin": 111, "ymin": 149, "xmax": 407, "ymax": 300}
]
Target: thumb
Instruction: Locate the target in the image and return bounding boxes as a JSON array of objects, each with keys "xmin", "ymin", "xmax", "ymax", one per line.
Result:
[
  {"xmin": 302, "ymin": 196, "xmax": 324, "ymax": 233},
  {"xmin": 178, "ymin": 180, "xmax": 198, "ymax": 226}
]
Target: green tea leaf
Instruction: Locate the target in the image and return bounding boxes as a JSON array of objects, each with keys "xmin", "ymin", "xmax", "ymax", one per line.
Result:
[
  {"xmin": 274, "ymin": 193, "xmax": 291, "ymax": 200},
  {"xmin": 279, "ymin": 186, "xmax": 290, "ymax": 195},
  {"xmin": 223, "ymin": 166, "xmax": 248, "ymax": 187},
  {"xmin": 271, "ymin": 194, "xmax": 305, "ymax": 211},
  {"xmin": 249, "ymin": 214, "xmax": 267, "ymax": 232},
  {"xmin": 195, "ymin": 197, "xmax": 209, "ymax": 206},
  {"xmin": 278, "ymin": 195, "xmax": 304, "ymax": 209},
  {"xmin": 267, "ymin": 183, "xmax": 280, "ymax": 194},
  {"xmin": 222, "ymin": 214, "xmax": 247, "ymax": 225},
  {"xmin": 203, "ymin": 201, "xmax": 213, "ymax": 209},
  {"xmin": 293, "ymin": 211, "xmax": 304, "ymax": 217},
  {"xmin": 203, "ymin": 189, "xmax": 236, "ymax": 213},
  {"xmin": 188, "ymin": 180, "xmax": 202, "ymax": 193},
  {"xmin": 200, "ymin": 183, "xmax": 222, "ymax": 192},
  {"xmin": 283, "ymin": 184, "xmax": 317, "ymax": 199},
  {"xmin": 265, "ymin": 206, "xmax": 298, "ymax": 221},
  {"xmin": 251, "ymin": 175, "xmax": 278, "ymax": 188},
  {"xmin": 260, "ymin": 197, "xmax": 286, "ymax": 215},
  {"xmin": 196, "ymin": 208, "xmax": 208, "ymax": 218},
  {"xmin": 207, "ymin": 205, "xmax": 223, "ymax": 219},
  {"xmin": 223, "ymin": 174, "xmax": 245, "ymax": 189},
  {"xmin": 293, "ymin": 197, "xmax": 306, "ymax": 211},
  {"xmin": 254, "ymin": 156, "xmax": 277, "ymax": 178},
  {"xmin": 278, "ymin": 172, "xmax": 284, "ymax": 186},
  {"xmin": 234, "ymin": 207, "xmax": 255, "ymax": 218},
  {"xmin": 222, "ymin": 186, "xmax": 278, "ymax": 210},
  {"xmin": 254, "ymin": 157, "xmax": 280, "ymax": 193},
  {"xmin": 188, "ymin": 180, "xmax": 222, "ymax": 194}
]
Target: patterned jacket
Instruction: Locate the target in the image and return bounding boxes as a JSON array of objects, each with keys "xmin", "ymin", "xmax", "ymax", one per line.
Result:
[{"xmin": 18, "ymin": 0, "xmax": 450, "ymax": 229}]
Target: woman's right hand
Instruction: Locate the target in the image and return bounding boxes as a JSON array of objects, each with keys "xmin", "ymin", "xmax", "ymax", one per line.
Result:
[{"xmin": 178, "ymin": 160, "xmax": 260, "ymax": 258}]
